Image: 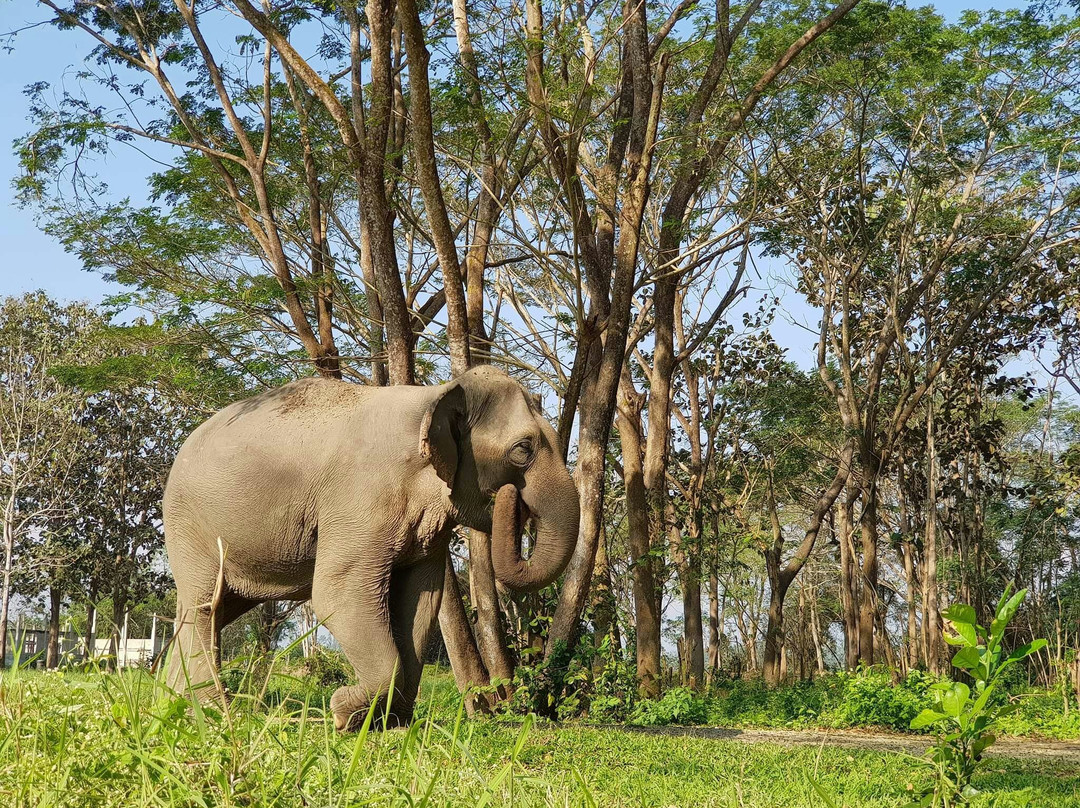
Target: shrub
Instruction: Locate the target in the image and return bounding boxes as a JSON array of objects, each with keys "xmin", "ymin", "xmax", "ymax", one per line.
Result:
[
  {"xmin": 629, "ymin": 686, "xmax": 709, "ymax": 726},
  {"xmin": 817, "ymin": 667, "xmax": 929, "ymax": 731}
]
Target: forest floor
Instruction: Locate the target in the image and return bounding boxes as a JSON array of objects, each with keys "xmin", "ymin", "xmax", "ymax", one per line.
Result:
[{"xmin": 608, "ymin": 724, "xmax": 1080, "ymax": 761}]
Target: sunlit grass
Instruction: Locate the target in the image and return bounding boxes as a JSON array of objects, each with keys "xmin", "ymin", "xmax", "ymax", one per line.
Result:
[{"xmin": 0, "ymin": 661, "xmax": 1076, "ymax": 807}]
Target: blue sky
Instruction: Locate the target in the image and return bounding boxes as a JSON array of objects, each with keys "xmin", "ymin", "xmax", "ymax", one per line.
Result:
[{"xmin": 0, "ymin": 0, "xmax": 1024, "ymax": 359}]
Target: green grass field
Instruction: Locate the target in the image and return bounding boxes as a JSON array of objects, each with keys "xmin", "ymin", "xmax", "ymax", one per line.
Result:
[{"xmin": 0, "ymin": 665, "xmax": 1076, "ymax": 807}]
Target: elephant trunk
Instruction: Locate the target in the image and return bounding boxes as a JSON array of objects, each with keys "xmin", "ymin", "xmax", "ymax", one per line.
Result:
[{"xmin": 490, "ymin": 477, "xmax": 579, "ymax": 592}]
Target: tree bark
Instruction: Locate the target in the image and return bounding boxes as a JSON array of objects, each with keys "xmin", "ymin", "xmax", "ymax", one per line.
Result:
[
  {"xmin": 671, "ymin": 510, "xmax": 704, "ymax": 688},
  {"xmin": 0, "ymin": 495, "xmax": 15, "ymax": 670},
  {"xmin": 838, "ymin": 491, "xmax": 860, "ymax": 669},
  {"xmin": 708, "ymin": 570, "xmax": 721, "ymax": 675},
  {"xmin": 922, "ymin": 393, "xmax": 941, "ymax": 673},
  {"xmin": 618, "ymin": 372, "xmax": 661, "ymax": 695},
  {"xmin": 46, "ymin": 586, "xmax": 62, "ymax": 669},
  {"xmin": 591, "ymin": 527, "xmax": 621, "ymax": 651},
  {"xmin": 438, "ymin": 554, "xmax": 492, "ymax": 715}
]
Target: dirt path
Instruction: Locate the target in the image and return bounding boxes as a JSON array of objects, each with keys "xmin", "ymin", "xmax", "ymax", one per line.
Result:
[{"xmin": 610, "ymin": 725, "xmax": 1080, "ymax": 763}]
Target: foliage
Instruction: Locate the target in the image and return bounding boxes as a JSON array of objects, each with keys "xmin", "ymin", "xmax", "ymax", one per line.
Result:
[
  {"xmin": 907, "ymin": 589, "xmax": 1048, "ymax": 807},
  {"xmin": 628, "ymin": 687, "xmax": 710, "ymax": 727}
]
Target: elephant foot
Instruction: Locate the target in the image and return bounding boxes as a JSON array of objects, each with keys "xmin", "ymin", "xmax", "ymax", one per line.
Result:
[{"xmin": 330, "ymin": 686, "xmax": 414, "ymax": 732}]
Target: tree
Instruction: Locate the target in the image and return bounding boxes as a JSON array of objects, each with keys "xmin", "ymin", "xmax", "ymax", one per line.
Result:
[
  {"xmin": 759, "ymin": 2, "xmax": 1080, "ymax": 665},
  {"xmin": 0, "ymin": 293, "xmax": 97, "ymax": 668}
]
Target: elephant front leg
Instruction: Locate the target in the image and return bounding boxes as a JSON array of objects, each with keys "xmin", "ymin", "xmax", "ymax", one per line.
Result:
[
  {"xmin": 388, "ymin": 553, "xmax": 446, "ymax": 723},
  {"xmin": 311, "ymin": 557, "xmax": 406, "ymax": 731}
]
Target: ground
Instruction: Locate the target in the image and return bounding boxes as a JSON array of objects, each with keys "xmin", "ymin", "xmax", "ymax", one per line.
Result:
[{"xmin": 0, "ymin": 665, "xmax": 1076, "ymax": 807}]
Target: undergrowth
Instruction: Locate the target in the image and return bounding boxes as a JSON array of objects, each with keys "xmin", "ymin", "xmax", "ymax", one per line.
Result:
[{"xmin": 0, "ymin": 659, "xmax": 1076, "ymax": 807}]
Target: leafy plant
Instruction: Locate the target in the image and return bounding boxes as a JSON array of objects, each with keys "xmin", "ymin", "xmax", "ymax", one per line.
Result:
[
  {"xmin": 907, "ymin": 587, "xmax": 1047, "ymax": 807},
  {"xmin": 629, "ymin": 687, "xmax": 709, "ymax": 726}
]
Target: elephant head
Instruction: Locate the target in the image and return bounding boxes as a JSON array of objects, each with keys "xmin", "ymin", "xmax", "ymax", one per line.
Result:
[{"xmin": 419, "ymin": 366, "xmax": 580, "ymax": 592}]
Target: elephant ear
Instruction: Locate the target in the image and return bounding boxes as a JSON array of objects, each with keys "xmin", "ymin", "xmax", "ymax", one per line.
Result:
[{"xmin": 419, "ymin": 382, "xmax": 466, "ymax": 488}]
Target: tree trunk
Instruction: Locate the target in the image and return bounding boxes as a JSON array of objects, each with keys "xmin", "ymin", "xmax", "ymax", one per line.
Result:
[
  {"xmin": 922, "ymin": 394, "xmax": 941, "ymax": 673},
  {"xmin": 808, "ymin": 582, "xmax": 825, "ymax": 676},
  {"xmin": 857, "ymin": 473, "xmax": 879, "ymax": 667},
  {"xmin": 591, "ymin": 527, "xmax": 621, "ymax": 651},
  {"xmin": 439, "ymin": 554, "xmax": 492, "ymax": 715},
  {"xmin": 84, "ymin": 594, "xmax": 96, "ymax": 663},
  {"xmin": 109, "ymin": 593, "xmax": 126, "ymax": 671},
  {"xmin": 708, "ymin": 570, "xmax": 721, "ymax": 674},
  {"xmin": 837, "ymin": 492, "xmax": 859, "ymax": 669},
  {"xmin": 763, "ymin": 580, "xmax": 788, "ymax": 687},
  {"xmin": 672, "ymin": 508, "xmax": 704, "ymax": 689},
  {"xmin": 46, "ymin": 586, "xmax": 62, "ymax": 669},
  {"xmin": 256, "ymin": 601, "xmax": 280, "ymax": 655},
  {"xmin": 0, "ymin": 497, "xmax": 14, "ymax": 670},
  {"xmin": 617, "ymin": 374, "xmax": 662, "ymax": 696},
  {"xmin": 897, "ymin": 468, "xmax": 921, "ymax": 671}
]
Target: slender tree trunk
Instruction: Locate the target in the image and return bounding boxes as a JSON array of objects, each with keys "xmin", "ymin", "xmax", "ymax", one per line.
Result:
[
  {"xmin": 84, "ymin": 589, "xmax": 96, "ymax": 663},
  {"xmin": 898, "ymin": 470, "xmax": 921, "ymax": 670},
  {"xmin": 838, "ymin": 493, "xmax": 859, "ymax": 669},
  {"xmin": 708, "ymin": 570, "xmax": 721, "ymax": 674},
  {"xmin": 857, "ymin": 469, "xmax": 879, "ymax": 667},
  {"xmin": 617, "ymin": 374, "xmax": 661, "ymax": 696},
  {"xmin": 808, "ymin": 582, "xmax": 825, "ymax": 676},
  {"xmin": 591, "ymin": 527, "xmax": 621, "ymax": 651},
  {"xmin": 672, "ymin": 508, "xmax": 704, "ymax": 689},
  {"xmin": 0, "ymin": 497, "xmax": 14, "ymax": 670},
  {"xmin": 46, "ymin": 586, "xmax": 62, "ymax": 669},
  {"xmin": 109, "ymin": 591, "xmax": 126, "ymax": 671},
  {"xmin": 438, "ymin": 554, "xmax": 491, "ymax": 715},
  {"xmin": 922, "ymin": 394, "xmax": 941, "ymax": 673}
]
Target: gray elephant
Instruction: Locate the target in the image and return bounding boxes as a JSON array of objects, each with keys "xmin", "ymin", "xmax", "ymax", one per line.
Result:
[{"xmin": 163, "ymin": 366, "xmax": 579, "ymax": 729}]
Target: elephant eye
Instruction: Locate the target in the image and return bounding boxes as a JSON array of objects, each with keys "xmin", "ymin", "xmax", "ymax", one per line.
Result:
[{"xmin": 508, "ymin": 439, "xmax": 534, "ymax": 467}]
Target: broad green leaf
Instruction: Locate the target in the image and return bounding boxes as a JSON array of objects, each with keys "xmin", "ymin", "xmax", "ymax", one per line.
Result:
[
  {"xmin": 994, "ymin": 588, "xmax": 1027, "ymax": 630},
  {"xmin": 941, "ymin": 683, "xmax": 970, "ymax": 718},
  {"xmin": 910, "ymin": 709, "xmax": 946, "ymax": 729},
  {"xmin": 953, "ymin": 621, "xmax": 978, "ymax": 647},
  {"xmin": 972, "ymin": 734, "xmax": 996, "ymax": 758},
  {"xmin": 941, "ymin": 604, "xmax": 976, "ymax": 626},
  {"xmin": 951, "ymin": 646, "xmax": 980, "ymax": 670},
  {"xmin": 1004, "ymin": 639, "xmax": 1047, "ymax": 666},
  {"xmin": 970, "ymin": 683, "xmax": 995, "ymax": 715}
]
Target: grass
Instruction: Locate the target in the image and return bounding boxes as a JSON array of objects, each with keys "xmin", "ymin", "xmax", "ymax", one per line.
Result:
[{"xmin": 0, "ymin": 662, "xmax": 1076, "ymax": 807}]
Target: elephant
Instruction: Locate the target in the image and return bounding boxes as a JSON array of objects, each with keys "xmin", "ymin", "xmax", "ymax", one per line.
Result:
[{"xmin": 162, "ymin": 366, "xmax": 580, "ymax": 730}]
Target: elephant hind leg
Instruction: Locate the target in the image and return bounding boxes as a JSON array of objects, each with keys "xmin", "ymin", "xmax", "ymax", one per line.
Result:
[
  {"xmin": 166, "ymin": 586, "xmax": 257, "ymax": 703},
  {"xmin": 388, "ymin": 554, "xmax": 446, "ymax": 723},
  {"xmin": 166, "ymin": 592, "xmax": 221, "ymax": 701},
  {"xmin": 312, "ymin": 557, "xmax": 405, "ymax": 731}
]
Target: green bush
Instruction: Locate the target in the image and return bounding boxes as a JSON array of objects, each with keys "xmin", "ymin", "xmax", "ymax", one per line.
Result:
[
  {"xmin": 629, "ymin": 686, "xmax": 709, "ymax": 726},
  {"xmin": 819, "ymin": 668, "xmax": 938, "ymax": 731}
]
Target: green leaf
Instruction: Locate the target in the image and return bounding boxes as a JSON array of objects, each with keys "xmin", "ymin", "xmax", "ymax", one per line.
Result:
[
  {"xmin": 1003, "ymin": 638, "xmax": 1047, "ymax": 666},
  {"xmin": 951, "ymin": 646, "xmax": 981, "ymax": 671},
  {"xmin": 970, "ymin": 683, "xmax": 995, "ymax": 715},
  {"xmin": 941, "ymin": 683, "xmax": 970, "ymax": 718},
  {"xmin": 994, "ymin": 588, "xmax": 1027, "ymax": 631},
  {"xmin": 910, "ymin": 709, "xmax": 946, "ymax": 729},
  {"xmin": 954, "ymin": 621, "xmax": 978, "ymax": 647},
  {"xmin": 972, "ymin": 734, "xmax": 996, "ymax": 758},
  {"xmin": 942, "ymin": 604, "xmax": 976, "ymax": 626}
]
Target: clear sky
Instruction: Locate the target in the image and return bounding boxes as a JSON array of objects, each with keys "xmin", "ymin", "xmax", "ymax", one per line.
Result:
[{"xmin": 0, "ymin": 0, "xmax": 1024, "ymax": 341}]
